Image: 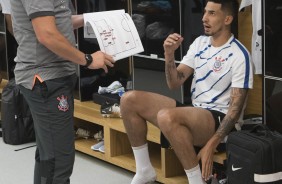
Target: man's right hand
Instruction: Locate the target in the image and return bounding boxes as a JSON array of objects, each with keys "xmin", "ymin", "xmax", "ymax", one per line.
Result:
[
  {"xmin": 163, "ymin": 33, "xmax": 184, "ymax": 56},
  {"xmin": 88, "ymin": 51, "xmax": 115, "ymax": 73}
]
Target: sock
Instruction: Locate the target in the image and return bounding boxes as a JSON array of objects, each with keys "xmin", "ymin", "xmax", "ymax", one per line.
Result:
[
  {"xmin": 185, "ymin": 164, "xmax": 206, "ymax": 184},
  {"xmin": 131, "ymin": 144, "xmax": 156, "ymax": 184}
]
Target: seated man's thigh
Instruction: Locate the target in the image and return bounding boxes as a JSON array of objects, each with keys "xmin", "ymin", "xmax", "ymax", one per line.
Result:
[{"xmin": 175, "ymin": 107, "xmax": 215, "ymax": 147}]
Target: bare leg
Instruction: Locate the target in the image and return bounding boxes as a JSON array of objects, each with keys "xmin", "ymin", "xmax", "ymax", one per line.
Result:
[
  {"xmin": 120, "ymin": 90, "xmax": 176, "ymax": 146},
  {"xmin": 157, "ymin": 107, "xmax": 215, "ymax": 183},
  {"xmin": 120, "ymin": 90, "xmax": 176, "ymax": 184}
]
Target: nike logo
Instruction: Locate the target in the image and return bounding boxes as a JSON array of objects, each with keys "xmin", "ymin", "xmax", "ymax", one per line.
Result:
[{"xmin": 232, "ymin": 164, "xmax": 243, "ymax": 171}]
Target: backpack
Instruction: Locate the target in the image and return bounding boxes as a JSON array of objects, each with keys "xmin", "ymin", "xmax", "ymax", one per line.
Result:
[
  {"xmin": 1, "ymin": 79, "xmax": 35, "ymax": 145},
  {"xmin": 226, "ymin": 124, "xmax": 282, "ymax": 183}
]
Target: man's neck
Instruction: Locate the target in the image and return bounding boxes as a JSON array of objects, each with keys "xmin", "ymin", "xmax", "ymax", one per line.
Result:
[{"xmin": 211, "ymin": 31, "xmax": 232, "ymax": 47}]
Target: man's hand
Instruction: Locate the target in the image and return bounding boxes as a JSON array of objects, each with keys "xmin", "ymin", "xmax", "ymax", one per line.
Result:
[
  {"xmin": 197, "ymin": 144, "xmax": 216, "ymax": 181},
  {"xmin": 163, "ymin": 33, "xmax": 184, "ymax": 56},
  {"xmin": 88, "ymin": 51, "xmax": 115, "ymax": 73}
]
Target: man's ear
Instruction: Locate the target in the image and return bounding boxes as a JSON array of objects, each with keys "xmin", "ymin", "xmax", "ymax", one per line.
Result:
[{"xmin": 225, "ymin": 15, "xmax": 233, "ymax": 25}]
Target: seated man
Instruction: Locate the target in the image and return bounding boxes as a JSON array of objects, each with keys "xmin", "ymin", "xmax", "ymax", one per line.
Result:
[{"xmin": 120, "ymin": 0, "xmax": 254, "ymax": 183}]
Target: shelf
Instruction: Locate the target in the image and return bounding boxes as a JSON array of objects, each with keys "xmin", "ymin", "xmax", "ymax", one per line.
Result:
[
  {"xmin": 74, "ymin": 99, "xmax": 161, "ymax": 144},
  {"xmin": 213, "ymin": 152, "xmax": 226, "ymax": 165},
  {"xmin": 75, "ymin": 138, "xmax": 106, "ymax": 161},
  {"xmin": 74, "ymin": 100, "xmax": 106, "ymax": 126},
  {"xmin": 106, "ymin": 118, "xmax": 160, "ymax": 144}
]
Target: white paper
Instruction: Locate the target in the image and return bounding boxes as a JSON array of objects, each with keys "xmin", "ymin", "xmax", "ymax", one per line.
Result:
[{"xmin": 83, "ymin": 10, "xmax": 144, "ymax": 61}]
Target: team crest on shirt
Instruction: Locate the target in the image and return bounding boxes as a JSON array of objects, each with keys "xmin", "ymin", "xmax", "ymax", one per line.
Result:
[
  {"xmin": 213, "ymin": 56, "xmax": 225, "ymax": 72},
  {"xmin": 57, "ymin": 95, "xmax": 69, "ymax": 112}
]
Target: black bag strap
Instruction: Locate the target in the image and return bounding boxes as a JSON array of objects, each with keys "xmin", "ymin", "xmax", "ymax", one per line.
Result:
[
  {"xmin": 250, "ymin": 124, "xmax": 270, "ymax": 133},
  {"xmin": 249, "ymin": 124, "xmax": 276, "ymax": 138}
]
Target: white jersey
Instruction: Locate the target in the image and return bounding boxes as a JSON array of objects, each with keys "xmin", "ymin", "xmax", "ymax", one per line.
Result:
[
  {"xmin": 239, "ymin": 0, "xmax": 262, "ymax": 74},
  {"xmin": 181, "ymin": 35, "xmax": 254, "ymax": 114},
  {"xmin": 0, "ymin": 0, "xmax": 11, "ymax": 14}
]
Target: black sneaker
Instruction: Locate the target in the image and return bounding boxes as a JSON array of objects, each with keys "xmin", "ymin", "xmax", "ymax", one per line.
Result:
[{"xmin": 100, "ymin": 103, "xmax": 121, "ymax": 118}]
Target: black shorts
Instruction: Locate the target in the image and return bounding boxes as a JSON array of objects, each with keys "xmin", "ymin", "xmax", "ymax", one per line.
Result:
[
  {"xmin": 175, "ymin": 101, "xmax": 226, "ymax": 131},
  {"xmin": 160, "ymin": 101, "xmax": 226, "ymax": 152}
]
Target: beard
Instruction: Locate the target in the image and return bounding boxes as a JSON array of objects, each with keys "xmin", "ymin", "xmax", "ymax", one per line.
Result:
[
  {"xmin": 204, "ymin": 32, "xmax": 213, "ymax": 36},
  {"xmin": 204, "ymin": 30, "xmax": 214, "ymax": 36}
]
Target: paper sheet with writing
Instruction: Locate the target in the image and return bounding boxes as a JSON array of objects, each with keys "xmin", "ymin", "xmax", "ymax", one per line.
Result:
[{"xmin": 83, "ymin": 10, "xmax": 144, "ymax": 61}]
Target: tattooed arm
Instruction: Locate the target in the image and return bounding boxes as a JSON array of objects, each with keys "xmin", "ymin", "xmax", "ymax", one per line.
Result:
[
  {"xmin": 204, "ymin": 88, "xmax": 248, "ymax": 150},
  {"xmin": 163, "ymin": 33, "xmax": 193, "ymax": 89},
  {"xmin": 215, "ymin": 87, "xmax": 248, "ymax": 140},
  {"xmin": 165, "ymin": 61, "xmax": 193, "ymax": 89},
  {"xmin": 200, "ymin": 87, "xmax": 248, "ymax": 180}
]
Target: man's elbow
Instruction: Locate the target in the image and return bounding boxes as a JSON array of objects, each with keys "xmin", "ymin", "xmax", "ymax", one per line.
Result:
[
  {"xmin": 36, "ymin": 31, "xmax": 54, "ymax": 46},
  {"xmin": 36, "ymin": 35, "xmax": 48, "ymax": 46}
]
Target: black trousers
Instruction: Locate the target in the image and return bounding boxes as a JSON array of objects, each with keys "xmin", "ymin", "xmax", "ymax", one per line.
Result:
[{"xmin": 18, "ymin": 74, "xmax": 77, "ymax": 184}]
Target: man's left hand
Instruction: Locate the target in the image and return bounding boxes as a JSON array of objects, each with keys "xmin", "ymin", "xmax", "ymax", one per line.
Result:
[{"xmin": 197, "ymin": 144, "xmax": 216, "ymax": 181}]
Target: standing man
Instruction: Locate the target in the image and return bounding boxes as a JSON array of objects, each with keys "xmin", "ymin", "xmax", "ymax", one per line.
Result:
[
  {"xmin": 10, "ymin": 0, "xmax": 115, "ymax": 184},
  {"xmin": 120, "ymin": 0, "xmax": 253, "ymax": 184}
]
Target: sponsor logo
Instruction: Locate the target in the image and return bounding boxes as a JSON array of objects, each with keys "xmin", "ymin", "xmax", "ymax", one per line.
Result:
[{"xmin": 232, "ymin": 164, "xmax": 243, "ymax": 171}]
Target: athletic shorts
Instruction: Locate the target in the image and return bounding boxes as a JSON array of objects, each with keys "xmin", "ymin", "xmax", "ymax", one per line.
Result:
[{"xmin": 175, "ymin": 101, "xmax": 226, "ymax": 130}]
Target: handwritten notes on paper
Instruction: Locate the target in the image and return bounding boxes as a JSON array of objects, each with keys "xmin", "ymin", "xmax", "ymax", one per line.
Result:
[{"xmin": 83, "ymin": 10, "xmax": 144, "ymax": 61}]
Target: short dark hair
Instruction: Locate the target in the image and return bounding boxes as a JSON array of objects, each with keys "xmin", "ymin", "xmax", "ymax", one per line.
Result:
[{"xmin": 206, "ymin": 0, "xmax": 239, "ymax": 17}]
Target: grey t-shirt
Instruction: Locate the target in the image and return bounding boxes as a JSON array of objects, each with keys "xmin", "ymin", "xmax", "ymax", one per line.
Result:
[{"xmin": 11, "ymin": 0, "xmax": 77, "ymax": 89}]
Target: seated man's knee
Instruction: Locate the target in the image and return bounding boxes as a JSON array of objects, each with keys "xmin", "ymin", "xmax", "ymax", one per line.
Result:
[
  {"xmin": 157, "ymin": 109, "xmax": 174, "ymax": 133},
  {"xmin": 120, "ymin": 91, "xmax": 141, "ymax": 115},
  {"xmin": 121, "ymin": 91, "xmax": 136, "ymax": 106}
]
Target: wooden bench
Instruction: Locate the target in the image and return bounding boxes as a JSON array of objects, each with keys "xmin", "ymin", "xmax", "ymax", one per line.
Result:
[{"xmin": 213, "ymin": 151, "xmax": 226, "ymax": 165}]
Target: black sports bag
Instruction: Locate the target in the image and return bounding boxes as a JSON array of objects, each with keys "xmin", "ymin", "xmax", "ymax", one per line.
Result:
[
  {"xmin": 1, "ymin": 79, "xmax": 35, "ymax": 145},
  {"xmin": 226, "ymin": 124, "xmax": 282, "ymax": 184}
]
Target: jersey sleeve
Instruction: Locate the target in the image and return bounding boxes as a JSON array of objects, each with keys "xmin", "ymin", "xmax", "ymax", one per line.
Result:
[
  {"xmin": 231, "ymin": 51, "xmax": 254, "ymax": 89},
  {"xmin": 180, "ymin": 37, "xmax": 200, "ymax": 69},
  {"xmin": 23, "ymin": 0, "xmax": 55, "ymax": 19}
]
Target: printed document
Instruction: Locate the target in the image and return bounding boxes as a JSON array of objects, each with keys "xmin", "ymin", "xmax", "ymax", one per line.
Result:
[{"xmin": 83, "ymin": 10, "xmax": 144, "ymax": 61}]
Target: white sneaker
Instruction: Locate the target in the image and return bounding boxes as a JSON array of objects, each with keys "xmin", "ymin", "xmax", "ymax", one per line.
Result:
[
  {"xmin": 110, "ymin": 87, "xmax": 125, "ymax": 94},
  {"xmin": 98, "ymin": 145, "xmax": 105, "ymax": 153},
  {"xmin": 100, "ymin": 103, "xmax": 122, "ymax": 118},
  {"xmin": 98, "ymin": 81, "xmax": 123, "ymax": 94},
  {"xmin": 97, "ymin": 86, "xmax": 108, "ymax": 94},
  {"xmin": 91, "ymin": 140, "xmax": 104, "ymax": 151}
]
